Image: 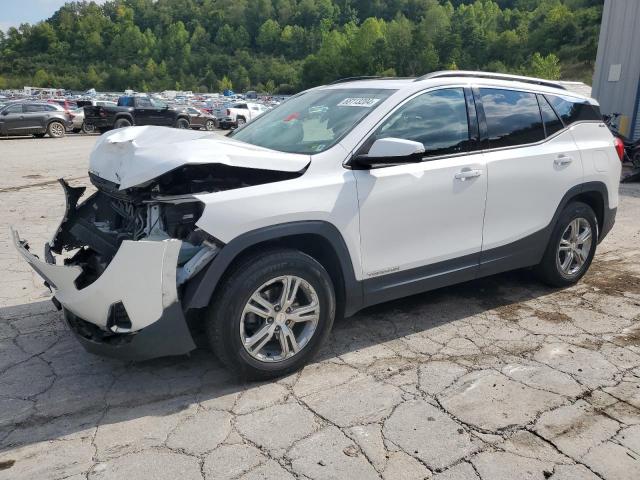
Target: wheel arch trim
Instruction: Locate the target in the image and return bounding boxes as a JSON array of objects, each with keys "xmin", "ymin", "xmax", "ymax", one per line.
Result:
[{"xmin": 182, "ymin": 220, "xmax": 363, "ymax": 316}]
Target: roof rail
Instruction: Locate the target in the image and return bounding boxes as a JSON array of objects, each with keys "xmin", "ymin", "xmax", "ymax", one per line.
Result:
[
  {"xmin": 414, "ymin": 70, "xmax": 567, "ymax": 90},
  {"xmin": 329, "ymin": 76, "xmax": 381, "ymax": 85}
]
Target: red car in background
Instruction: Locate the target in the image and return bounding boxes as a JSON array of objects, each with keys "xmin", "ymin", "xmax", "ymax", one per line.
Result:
[{"xmin": 47, "ymin": 98, "xmax": 78, "ymax": 112}]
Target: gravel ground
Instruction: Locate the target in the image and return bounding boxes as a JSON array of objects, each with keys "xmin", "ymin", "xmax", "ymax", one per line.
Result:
[{"xmin": 1, "ymin": 133, "xmax": 639, "ymax": 480}]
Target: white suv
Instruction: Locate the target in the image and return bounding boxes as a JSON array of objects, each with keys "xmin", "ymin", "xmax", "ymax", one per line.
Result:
[{"xmin": 13, "ymin": 71, "xmax": 621, "ymax": 378}]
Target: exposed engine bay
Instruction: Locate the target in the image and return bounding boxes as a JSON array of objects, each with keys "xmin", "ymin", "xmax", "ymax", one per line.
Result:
[{"xmin": 51, "ymin": 163, "xmax": 301, "ymax": 291}]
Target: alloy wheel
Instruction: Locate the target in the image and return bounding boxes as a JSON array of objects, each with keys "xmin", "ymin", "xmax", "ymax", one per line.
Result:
[
  {"xmin": 240, "ymin": 275, "xmax": 320, "ymax": 363},
  {"xmin": 49, "ymin": 122, "xmax": 64, "ymax": 137},
  {"xmin": 557, "ymin": 218, "xmax": 592, "ymax": 276}
]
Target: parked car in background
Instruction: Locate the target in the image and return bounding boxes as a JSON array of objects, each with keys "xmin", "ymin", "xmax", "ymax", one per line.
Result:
[
  {"xmin": 183, "ymin": 107, "xmax": 216, "ymax": 131},
  {"xmin": 70, "ymin": 107, "xmax": 95, "ymax": 134},
  {"xmin": 47, "ymin": 98, "xmax": 78, "ymax": 112},
  {"xmin": 219, "ymin": 102, "xmax": 269, "ymax": 129},
  {"xmin": 84, "ymin": 95, "xmax": 191, "ymax": 133},
  {"xmin": 0, "ymin": 102, "xmax": 72, "ymax": 138},
  {"xmin": 76, "ymin": 99, "xmax": 118, "ymax": 109}
]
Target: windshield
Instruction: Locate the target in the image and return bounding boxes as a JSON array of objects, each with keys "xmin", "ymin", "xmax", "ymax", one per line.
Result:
[{"xmin": 231, "ymin": 88, "xmax": 395, "ymax": 154}]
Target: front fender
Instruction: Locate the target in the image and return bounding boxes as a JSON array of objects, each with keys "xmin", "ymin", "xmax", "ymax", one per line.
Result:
[{"xmin": 182, "ymin": 221, "xmax": 364, "ymax": 317}]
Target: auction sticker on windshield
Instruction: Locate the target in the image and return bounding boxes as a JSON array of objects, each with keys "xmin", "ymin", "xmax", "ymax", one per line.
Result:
[{"xmin": 337, "ymin": 97, "xmax": 381, "ymax": 107}]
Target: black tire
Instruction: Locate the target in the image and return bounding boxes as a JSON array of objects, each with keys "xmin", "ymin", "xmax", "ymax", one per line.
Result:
[
  {"xmin": 206, "ymin": 249, "xmax": 336, "ymax": 379},
  {"xmin": 47, "ymin": 121, "xmax": 66, "ymax": 138},
  {"xmin": 72, "ymin": 128, "xmax": 81, "ymax": 134},
  {"xmin": 204, "ymin": 119, "xmax": 215, "ymax": 131},
  {"xmin": 81, "ymin": 122, "xmax": 95, "ymax": 134},
  {"xmin": 535, "ymin": 201, "xmax": 598, "ymax": 287},
  {"xmin": 113, "ymin": 118, "xmax": 132, "ymax": 129},
  {"xmin": 236, "ymin": 116, "xmax": 246, "ymax": 126},
  {"xmin": 175, "ymin": 118, "xmax": 189, "ymax": 129}
]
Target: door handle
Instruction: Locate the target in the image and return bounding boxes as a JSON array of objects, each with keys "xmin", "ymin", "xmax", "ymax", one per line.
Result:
[
  {"xmin": 454, "ymin": 168, "xmax": 483, "ymax": 180},
  {"xmin": 554, "ymin": 154, "xmax": 573, "ymax": 166}
]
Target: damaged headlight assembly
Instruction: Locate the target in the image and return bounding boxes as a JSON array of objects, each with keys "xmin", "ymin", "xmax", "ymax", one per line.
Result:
[{"xmin": 11, "ymin": 175, "xmax": 219, "ymax": 357}]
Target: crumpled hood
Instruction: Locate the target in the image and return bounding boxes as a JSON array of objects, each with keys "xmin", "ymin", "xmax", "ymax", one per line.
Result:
[{"xmin": 89, "ymin": 126, "xmax": 311, "ymax": 190}]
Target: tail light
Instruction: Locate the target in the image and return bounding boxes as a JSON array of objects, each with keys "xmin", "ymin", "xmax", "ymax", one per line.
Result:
[
  {"xmin": 226, "ymin": 109, "xmax": 230, "ymax": 116},
  {"xmin": 614, "ymin": 136, "xmax": 625, "ymax": 162}
]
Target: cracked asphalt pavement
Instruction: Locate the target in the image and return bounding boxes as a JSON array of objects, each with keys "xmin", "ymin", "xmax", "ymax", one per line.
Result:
[{"xmin": 1, "ymin": 135, "xmax": 640, "ymax": 480}]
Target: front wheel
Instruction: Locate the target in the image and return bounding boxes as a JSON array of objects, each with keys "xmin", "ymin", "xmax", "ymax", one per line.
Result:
[
  {"xmin": 204, "ymin": 119, "xmax": 215, "ymax": 131},
  {"xmin": 206, "ymin": 249, "xmax": 336, "ymax": 379},
  {"xmin": 236, "ymin": 116, "xmax": 246, "ymax": 127},
  {"xmin": 536, "ymin": 202, "xmax": 598, "ymax": 287}
]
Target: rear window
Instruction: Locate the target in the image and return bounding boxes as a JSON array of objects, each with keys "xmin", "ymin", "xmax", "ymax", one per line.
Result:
[
  {"xmin": 118, "ymin": 97, "xmax": 134, "ymax": 107},
  {"xmin": 479, "ymin": 88, "xmax": 545, "ymax": 148},
  {"xmin": 538, "ymin": 95, "xmax": 564, "ymax": 137},
  {"xmin": 544, "ymin": 94, "xmax": 601, "ymax": 125}
]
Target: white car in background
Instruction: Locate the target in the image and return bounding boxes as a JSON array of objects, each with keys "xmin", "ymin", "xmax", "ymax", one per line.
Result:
[
  {"xmin": 222, "ymin": 101, "xmax": 269, "ymax": 128},
  {"xmin": 12, "ymin": 71, "xmax": 621, "ymax": 379}
]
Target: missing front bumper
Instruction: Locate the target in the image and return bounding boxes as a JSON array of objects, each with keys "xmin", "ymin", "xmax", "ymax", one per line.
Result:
[{"xmin": 11, "ymin": 229, "xmax": 197, "ymax": 359}]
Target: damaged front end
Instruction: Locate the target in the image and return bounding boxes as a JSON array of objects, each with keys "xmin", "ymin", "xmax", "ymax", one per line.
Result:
[
  {"xmin": 12, "ymin": 175, "xmax": 222, "ymax": 359},
  {"xmin": 12, "ymin": 126, "xmax": 310, "ymax": 360}
]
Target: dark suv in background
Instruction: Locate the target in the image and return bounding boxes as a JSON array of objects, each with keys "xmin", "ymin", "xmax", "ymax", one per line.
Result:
[{"xmin": 0, "ymin": 102, "xmax": 72, "ymax": 138}]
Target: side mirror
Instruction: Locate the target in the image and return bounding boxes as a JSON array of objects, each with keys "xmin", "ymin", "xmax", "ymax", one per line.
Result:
[
  {"xmin": 352, "ymin": 138, "xmax": 425, "ymax": 169},
  {"xmin": 1, "ymin": 110, "xmax": 9, "ymax": 116}
]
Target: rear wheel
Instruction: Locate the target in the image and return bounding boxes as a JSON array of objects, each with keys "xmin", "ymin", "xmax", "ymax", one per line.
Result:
[
  {"xmin": 206, "ymin": 249, "xmax": 335, "ymax": 379},
  {"xmin": 236, "ymin": 116, "xmax": 246, "ymax": 127},
  {"xmin": 47, "ymin": 121, "xmax": 65, "ymax": 138},
  {"xmin": 81, "ymin": 122, "xmax": 95, "ymax": 134},
  {"xmin": 113, "ymin": 118, "xmax": 132, "ymax": 129},
  {"xmin": 175, "ymin": 118, "xmax": 189, "ymax": 129},
  {"xmin": 536, "ymin": 202, "xmax": 598, "ymax": 287}
]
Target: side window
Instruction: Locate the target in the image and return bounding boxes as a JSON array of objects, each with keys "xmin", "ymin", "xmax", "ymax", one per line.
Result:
[
  {"xmin": 4, "ymin": 104, "xmax": 23, "ymax": 114},
  {"xmin": 136, "ymin": 97, "xmax": 153, "ymax": 108},
  {"xmin": 24, "ymin": 104, "xmax": 45, "ymax": 112},
  {"xmin": 373, "ymin": 88, "xmax": 470, "ymax": 158},
  {"xmin": 45, "ymin": 105, "xmax": 58, "ymax": 111},
  {"xmin": 479, "ymin": 88, "xmax": 545, "ymax": 148},
  {"xmin": 538, "ymin": 95, "xmax": 564, "ymax": 137},
  {"xmin": 544, "ymin": 94, "xmax": 601, "ymax": 125}
]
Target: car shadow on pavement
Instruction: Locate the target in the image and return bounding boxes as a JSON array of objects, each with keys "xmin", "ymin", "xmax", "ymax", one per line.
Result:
[{"xmin": 0, "ymin": 267, "xmax": 555, "ymax": 452}]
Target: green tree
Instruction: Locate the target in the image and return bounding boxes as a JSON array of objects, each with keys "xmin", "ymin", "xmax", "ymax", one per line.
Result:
[
  {"xmin": 32, "ymin": 68, "xmax": 50, "ymax": 86},
  {"xmin": 218, "ymin": 75, "xmax": 233, "ymax": 91},
  {"xmin": 527, "ymin": 52, "xmax": 561, "ymax": 79},
  {"xmin": 257, "ymin": 19, "xmax": 282, "ymax": 53}
]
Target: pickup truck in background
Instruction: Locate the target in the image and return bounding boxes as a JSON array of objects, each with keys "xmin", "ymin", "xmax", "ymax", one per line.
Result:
[
  {"xmin": 84, "ymin": 95, "xmax": 191, "ymax": 133},
  {"xmin": 217, "ymin": 102, "xmax": 269, "ymax": 129}
]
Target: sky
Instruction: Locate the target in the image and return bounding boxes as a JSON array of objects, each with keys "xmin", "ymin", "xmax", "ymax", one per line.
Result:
[{"xmin": 0, "ymin": 0, "xmax": 107, "ymax": 32}]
